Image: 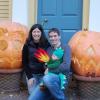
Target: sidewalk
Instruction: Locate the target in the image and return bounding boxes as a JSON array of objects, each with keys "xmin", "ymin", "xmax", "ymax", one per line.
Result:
[{"xmin": 0, "ymin": 87, "xmax": 99, "ymax": 100}]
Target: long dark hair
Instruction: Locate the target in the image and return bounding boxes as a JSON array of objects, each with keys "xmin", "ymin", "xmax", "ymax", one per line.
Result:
[{"xmin": 26, "ymin": 24, "xmax": 50, "ymax": 47}]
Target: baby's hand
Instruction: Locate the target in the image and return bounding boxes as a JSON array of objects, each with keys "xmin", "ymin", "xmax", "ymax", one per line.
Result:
[
  {"xmin": 52, "ymin": 54, "xmax": 59, "ymax": 60},
  {"xmin": 53, "ymin": 47, "xmax": 64, "ymax": 59}
]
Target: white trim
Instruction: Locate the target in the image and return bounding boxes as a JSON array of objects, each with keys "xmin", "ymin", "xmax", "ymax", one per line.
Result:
[{"xmin": 82, "ymin": 0, "xmax": 90, "ymax": 30}]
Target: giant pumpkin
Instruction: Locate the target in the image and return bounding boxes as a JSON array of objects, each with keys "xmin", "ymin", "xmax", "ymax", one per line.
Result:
[
  {"xmin": 0, "ymin": 21, "xmax": 28, "ymax": 69},
  {"xmin": 69, "ymin": 31, "xmax": 100, "ymax": 77}
]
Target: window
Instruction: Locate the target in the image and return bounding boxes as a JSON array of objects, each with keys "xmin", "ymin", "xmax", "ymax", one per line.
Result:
[{"xmin": 0, "ymin": 0, "xmax": 12, "ymax": 20}]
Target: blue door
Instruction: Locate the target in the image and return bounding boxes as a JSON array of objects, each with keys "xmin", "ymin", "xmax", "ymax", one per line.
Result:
[{"xmin": 37, "ymin": 0, "xmax": 83, "ymax": 44}]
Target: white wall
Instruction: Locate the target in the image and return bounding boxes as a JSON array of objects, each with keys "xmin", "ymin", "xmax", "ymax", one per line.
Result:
[
  {"xmin": 12, "ymin": 0, "xmax": 28, "ymax": 26},
  {"xmin": 89, "ymin": 0, "xmax": 100, "ymax": 32}
]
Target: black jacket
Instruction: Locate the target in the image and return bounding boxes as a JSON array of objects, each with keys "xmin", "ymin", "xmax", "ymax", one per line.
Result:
[{"xmin": 22, "ymin": 41, "xmax": 50, "ymax": 79}]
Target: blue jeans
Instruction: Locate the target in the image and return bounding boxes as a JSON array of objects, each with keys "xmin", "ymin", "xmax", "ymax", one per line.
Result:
[
  {"xmin": 28, "ymin": 85, "xmax": 54, "ymax": 100},
  {"xmin": 29, "ymin": 74, "xmax": 67, "ymax": 100},
  {"xmin": 27, "ymin": 74, "xmax": 43, "ymax": 94}
]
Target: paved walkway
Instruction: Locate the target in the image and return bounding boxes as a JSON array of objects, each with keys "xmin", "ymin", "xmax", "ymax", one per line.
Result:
[
  {"xmin": 0, "ymin": 90, "xmax": 28, "ymax": 100},
  {"xmin": 0, "ymin": 88, "xmax": 100, "ymax": 100}
]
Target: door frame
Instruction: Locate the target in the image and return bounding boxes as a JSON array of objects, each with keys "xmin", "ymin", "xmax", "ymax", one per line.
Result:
[{"xmin": 28, "ymin": 0, "xmax": 90, "ymax": 30}]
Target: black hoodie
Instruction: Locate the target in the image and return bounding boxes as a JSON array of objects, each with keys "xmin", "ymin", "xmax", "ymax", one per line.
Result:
[{"xmin": 22, "ymin": 41, "xmax": 50, "ymax": 79}]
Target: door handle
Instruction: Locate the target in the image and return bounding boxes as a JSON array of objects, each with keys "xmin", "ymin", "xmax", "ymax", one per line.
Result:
[
  {"xmin": 44, "ymin": 18, "xmax": 48, "ymax": 22},
  {"xmin": 42, "ymin": 18, "xmax": 48, "ymax": 26}
]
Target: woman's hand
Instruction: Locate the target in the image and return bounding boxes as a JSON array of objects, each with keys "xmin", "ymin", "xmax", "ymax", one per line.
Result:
[
  {"xmin": 28, "ymin": 78, "xmax": 34, "ymax": 87},
  {"xmin": 44, "ymin": 68, "xmax": 48, "ymax": 74}
]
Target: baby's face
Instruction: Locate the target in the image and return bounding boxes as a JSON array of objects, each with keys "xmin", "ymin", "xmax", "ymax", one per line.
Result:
[{"xmin": 52, "ymin": 54, "xmax": 59, "ymax": 60}]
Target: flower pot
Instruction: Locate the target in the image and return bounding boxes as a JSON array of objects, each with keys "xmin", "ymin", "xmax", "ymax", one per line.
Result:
[
  {"xmin": 0, "ymin": 69, "xmax": 22, "ymax": 93},
  {"xmin": 74, "ymin": 74, "xmax": 100, "ymax": 99}
]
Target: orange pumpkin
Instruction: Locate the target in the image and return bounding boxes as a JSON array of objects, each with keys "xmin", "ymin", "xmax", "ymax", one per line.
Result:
[
  {"xmin": 69, "ymin": 31, "xmax": 100, "ymax": 77},
  {"xmin": 0, "ymin": 21, "xmax": 28, "ymax": 69}
]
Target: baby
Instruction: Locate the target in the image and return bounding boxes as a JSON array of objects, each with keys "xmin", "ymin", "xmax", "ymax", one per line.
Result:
[{"xmin": 47, "ymin": 47, "xmax": 64, "ymax": 68}]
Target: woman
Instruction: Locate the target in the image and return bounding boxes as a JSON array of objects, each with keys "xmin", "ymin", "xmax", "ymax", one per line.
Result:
[{"xmin": 22, "ymin": 24, "xmax": 50, "ymax": 94}]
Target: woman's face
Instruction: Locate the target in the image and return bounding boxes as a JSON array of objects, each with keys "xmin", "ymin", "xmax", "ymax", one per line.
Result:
[{"xmin": 32, "ymin": 28, "xmax": 41, "ymax": 42}]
